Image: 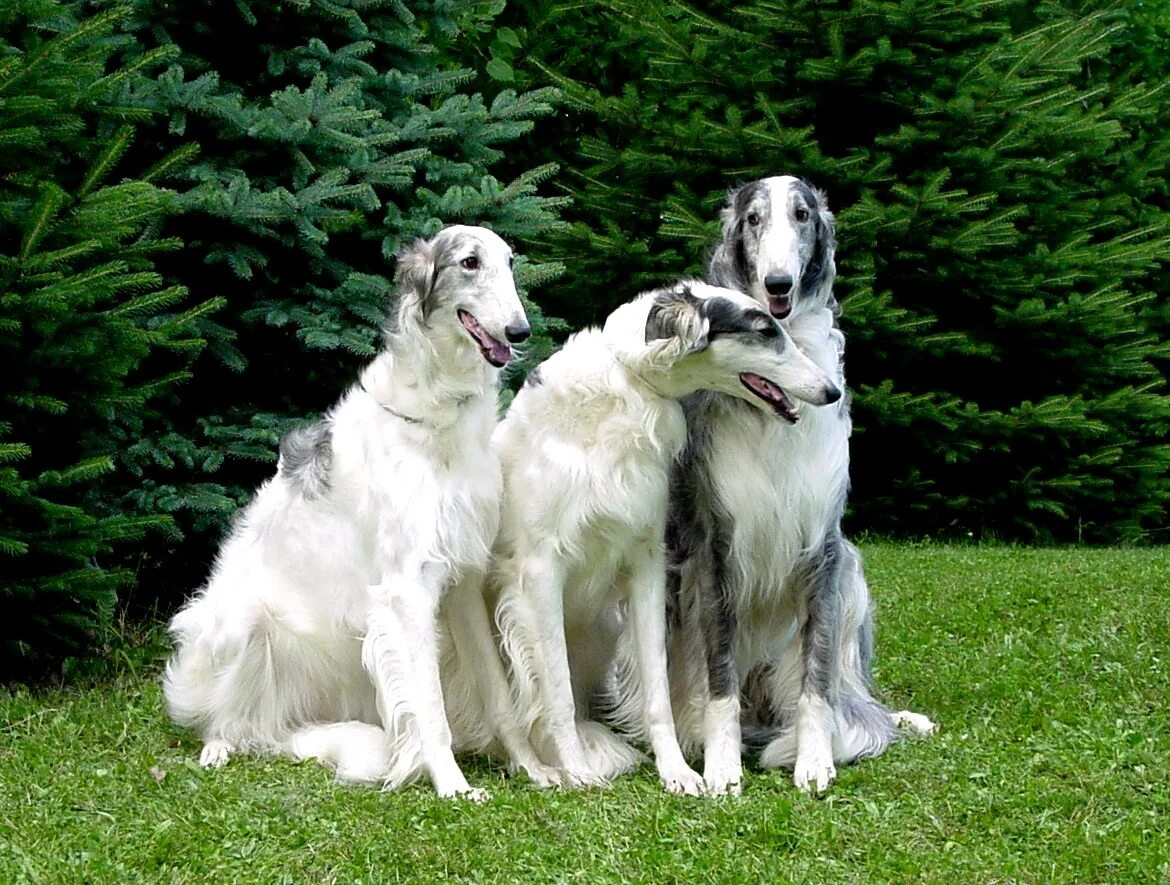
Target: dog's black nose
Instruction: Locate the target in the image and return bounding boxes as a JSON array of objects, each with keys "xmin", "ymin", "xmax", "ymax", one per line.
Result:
[
  {"xmin": 764, "ymin": 273, "xmax": 793, "ymax": 296},
  {"xmin": 823, "ymin": 384, "xmax": 843, "ymax": 405},
  {"xmin": 505, "ymin": 321, "xmax": 531, "ymax": 344}
]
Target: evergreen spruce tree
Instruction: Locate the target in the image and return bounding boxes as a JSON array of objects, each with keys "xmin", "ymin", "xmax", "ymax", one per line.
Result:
[
  {"xmin": 502, "ymin": 0, "xmax": 1170, "ymax": 542},
  {"xmin": 0, "ymin": 1, "xmax": 216, "ymax": 677},
  {"xmin": 113, "ymin": 0, "xmax": 567, "ymax": 599}
]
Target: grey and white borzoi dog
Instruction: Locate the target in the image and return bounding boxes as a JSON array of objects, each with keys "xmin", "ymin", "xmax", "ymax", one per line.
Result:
[
  {"xmin": 485, "ymin": 282, "xmax": 841, "ymax": 794},
  {"xmin": 657, "ymin": 177, "xmax": 934, "ymax": 795},
  {"xmin": 163, "ymin": 225, "xmax": 548, "ymax": 800}
]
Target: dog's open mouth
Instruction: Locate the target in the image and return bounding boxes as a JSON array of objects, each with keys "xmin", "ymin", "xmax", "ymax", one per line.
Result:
[
  {"xmin": 458, "ymin": 310, "xmax": 512, "ymax": 367},
  {"xmin": 767, "ymin": 295, "xmax": 792, "ymax": 319},
  {"xmin": 739, "ymin": 373, "xmax": 799, "ymax": 423}
]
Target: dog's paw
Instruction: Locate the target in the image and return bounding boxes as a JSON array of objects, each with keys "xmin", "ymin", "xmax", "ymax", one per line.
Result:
[
  {"xmin": 793, "ymin": 748, "xmax": 836, "ymax": 795},
  {"xmin": 703, "ymin": 757, "xmax": 743, "ymax": 797},
  {"xmin": 199, "ymin": 739, "xmax": 232, "ymax": 769},
  {"xmin": 435, "ymin": 781, "xmax": 490, "ymax": 802},
  {"xmin": 512, "ymin": 760, "xmax": 563, "ymax": 789},
  {"xmin": 559, "ymin": 765, "xmax": 608, "ymax": 790},
  {"xmin": 891, "ymin": 710, "xmax": 936, "ymax": 736},
  {"xmin": 660, "ymin": 763, "xmax": 705, "ymax": 797}
]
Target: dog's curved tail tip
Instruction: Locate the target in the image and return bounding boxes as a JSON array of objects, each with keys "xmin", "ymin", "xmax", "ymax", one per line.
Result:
[
  {"xmin": 891, "ymin": 709, "xmax": 936, "ymax": 736},
  {"xmin": 746, "ymin": 702, "xmax": 934, "ymax": 768},
  {"xmin": 741, "ymin": 723, "xmax": 782, "ymax": 754},
  {"xmin": 286, "ymin": 721, "xmax": 392, "ymax": 785}
]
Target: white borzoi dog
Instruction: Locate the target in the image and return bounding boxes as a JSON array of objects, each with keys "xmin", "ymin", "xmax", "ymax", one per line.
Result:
[
  {"xmin": 163, "ymin": 225, "xmax": 548, "ymax": 800},
  {"xmin": 657, "ymin": 177, "xmax": 935, "ymax": 795},
  {"xmin": 485, "ymin": 281, "xmax": 841, "ymax": 794}
]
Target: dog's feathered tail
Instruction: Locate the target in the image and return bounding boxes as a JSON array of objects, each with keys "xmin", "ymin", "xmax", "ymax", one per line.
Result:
[
  {"xmin": 286, "ymin": 721, "xmax": 396, "ymax": 785},
  {"xmin": 577, "ymin": 719, "xmax": 644, "ymax": 780}
]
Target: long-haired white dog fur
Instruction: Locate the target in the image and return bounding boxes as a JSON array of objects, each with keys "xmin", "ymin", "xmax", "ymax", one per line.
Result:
[
  {"xmin": 484, "ymin": 281, "xmax": 841, "ymax": 793},
  {"xmin": 659, "ymin": 177, "xmax": 934, "ymax": 796},
  {"xmin": 163, "ymin": 225, "xmax": 549, "ymax": 800}
]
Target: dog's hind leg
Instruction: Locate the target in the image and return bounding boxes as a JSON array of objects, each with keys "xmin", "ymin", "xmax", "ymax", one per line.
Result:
[
  {"xmin": 165, "ymin": 599, "xmax": 277, "ymax": 770},
  {"xmin": 443, "ymin": 573, "xmax": 562, "ymax": 788},
  {"xmin": 364, "ymin": 570, "xmax": 486, "ymax": 801},
  {"xmin": 625, "ymin": 540, "xmax": 704, "ymax": 796},
  {"xmin": 163, "ymin": 637, "xmax": 234, "ymax": 768}
]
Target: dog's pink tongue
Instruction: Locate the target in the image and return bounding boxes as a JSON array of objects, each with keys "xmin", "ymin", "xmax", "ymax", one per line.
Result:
[
  {"xmin": 768, "ymin": 295, "xmax": 792, "ymax": 319},
  {"xmin": 490, "ymin": 338, "xmax": 512, "ymax": 365}
]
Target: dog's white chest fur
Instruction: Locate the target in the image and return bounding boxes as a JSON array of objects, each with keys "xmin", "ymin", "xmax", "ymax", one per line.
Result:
[
  {"xmin": 706, "ymin": 308, "xmax": 850, "ymax": 615},
  {"xmin": 330, "ymin": 391, "xmax": 502, "ymax": 589},
  {"xmin": 495, "ymin": 333, "xmax": 686, "ymax": 623}
]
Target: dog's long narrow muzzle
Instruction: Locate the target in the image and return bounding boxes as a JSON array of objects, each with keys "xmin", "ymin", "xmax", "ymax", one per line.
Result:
[{"xmin": 764, "ymin": 273, "xmax": 794, "ymax": 319}]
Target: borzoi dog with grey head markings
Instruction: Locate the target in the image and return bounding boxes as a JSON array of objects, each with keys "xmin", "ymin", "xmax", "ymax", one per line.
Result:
[
  {"xmin": 661, "ymin": 177, "xmax": 934, "ymax": 795},
  {"xmin": 486, "ymin": 281, "xmax": 840, "ymax": 793},
  {"xmin": 163, "ymin": 225, "xmax": 550, "ymax": 800}
]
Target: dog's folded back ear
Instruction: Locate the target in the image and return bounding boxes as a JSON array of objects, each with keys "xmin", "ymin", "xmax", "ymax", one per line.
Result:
[
  {"xmin": 645, "ymin": 285, "xmax": 709, "ymax": 353},
  {"xmin": 800, "ymin": 183, "xmax": 838, "ymax": 312},
  {"xmin": 394, "ymin": 235, "xmax": 439, "ymax": 316}
]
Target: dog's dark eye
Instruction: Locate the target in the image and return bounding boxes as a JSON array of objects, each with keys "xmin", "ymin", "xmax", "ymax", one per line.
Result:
[
  {"xmin": 460, "ymin": 256, "xmax": 479, "ymax": 270},
  {"xmin": 794, "ymin": 208, "xmax": 810, "ymax": 223},
  {"xmin": 746, "ymin": 212, "xmax": 761, "ymax": 227},
  {"xmin": 758, "ymin": 324, "xmax": 780, "ymax": 338},
  {"xmin": 508, "ymin": 255, "xmax": 514, "ymax": 270}
]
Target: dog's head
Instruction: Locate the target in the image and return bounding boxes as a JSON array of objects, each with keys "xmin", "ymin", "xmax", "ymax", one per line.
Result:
[
  {"xmin": 394, "ymin": 225, "xmax": 529, "ymax": 368},
  {"xmin": 709, "ymin": 176, "xmax": 836, "ymax": 321},
  {"xmin": 639, "ymin": 281, "xmax": 841, "ymax": 421}
]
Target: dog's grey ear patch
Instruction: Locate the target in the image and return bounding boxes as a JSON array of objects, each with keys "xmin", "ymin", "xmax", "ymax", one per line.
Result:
[
  {"xmin": 279, "ymin": 420, "xmax": 333, "ymax": 501},
  {"xmin": 801, "ymin": 193, "xmax": 837, "ymax": 301},
  {"xmin": 394, "ymin": 236, "xmax": 438, "ymax": 315},
  {"xmin": 702, "ymin": 296, "xmax": 772, "ymax": 342},
  {"xmin": 645, "ymin": 286, "xmax": 708, "ymax": 351},
  {"xmin": 733, "ymin": 182, "xmax": 766, "ymax": 286}
]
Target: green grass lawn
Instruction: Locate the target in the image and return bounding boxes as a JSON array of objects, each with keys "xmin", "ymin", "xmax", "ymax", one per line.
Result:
[{"xmin": 2, "ymin": 544, "xmax": 1168, "ymax": 883}]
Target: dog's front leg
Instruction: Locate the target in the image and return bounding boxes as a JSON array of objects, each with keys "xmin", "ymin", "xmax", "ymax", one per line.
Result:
[
  {"xmin": 627, "ymin": 541, "xmax": 705, "ymax": 796},
  {"xmin": 443, "ymin": 574, "xmax": 562, "ymax": 788},
  {"xmin": 700, "ymin": 532, "xmax": 743, "ymax": 796},
  {"xmin": 364, "ymin": 569, "xmax": 486, "ymax": 801},
  {"xmin": 517, "ymin": 549, "xmax": 604, "ymax": 787}
]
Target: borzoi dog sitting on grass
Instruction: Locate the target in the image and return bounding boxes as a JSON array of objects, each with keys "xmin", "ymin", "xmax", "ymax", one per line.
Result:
[
  {"xmin": 487, "ymin": 281, "xmax": 841, "ymax": 794},
  {"xmin": 164, "ymin": 225, "xmax": 547, "ymax": 800},
  {"xmin": 662, "ymin": 177, "xmax": 935, "ymax": 796}
]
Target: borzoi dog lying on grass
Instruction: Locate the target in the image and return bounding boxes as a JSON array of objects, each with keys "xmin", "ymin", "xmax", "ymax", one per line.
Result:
[
  {"xmin": 661, "ymin": 177, "xmax": 934, "ymax": 795},
  {"xmin": 164, "ymin": 225, "xmax": 546, "ymax": 800},
  {"xmin": 486, "ymin": 281, "xmax": 841, "ymax": 794}
]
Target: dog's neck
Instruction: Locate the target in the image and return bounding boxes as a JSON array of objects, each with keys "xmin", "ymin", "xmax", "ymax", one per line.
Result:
[
  {"xmin": 360, "ymin": 325, "xmax": 497, "ymax": 428},
  {"xmin": 622, "ymin": 362, "xmax": 692, "ymax": 402}
]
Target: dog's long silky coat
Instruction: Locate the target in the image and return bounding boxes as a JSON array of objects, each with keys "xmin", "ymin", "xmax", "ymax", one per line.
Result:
[
  {"xmin": 661, "ymin": 177, "xmax": 934, "ymax": 794},
  {"xmin": 483, "ymin": 281, "xmax": 840, "ymax": 792},
  {"xmin": 163, "ymin": 225, "xmax": 548, "ymax": 800}
]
